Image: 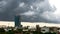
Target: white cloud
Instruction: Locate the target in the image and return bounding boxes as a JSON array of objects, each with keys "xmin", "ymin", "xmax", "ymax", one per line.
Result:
[
  {"xmin": 19, "ymin": 2, "xmax": 25, "ymax": 7},
  {"xmin": 21, "ymin": 10, "xmax": 35, "ymax": 16},
  {"xmin": 43, "ymin": 0, "xmax": 60, "ymax": 22},
  {"xmin": 0, "ymin": 1, "xmax": 7, "ymax": 7},
  {"xmin": 30, "ymin": 6, "xmax": 34, "ymax": 10},
  {"xmin": 49, "ymin": 0, "xmax": 60, "ymax": 16}
]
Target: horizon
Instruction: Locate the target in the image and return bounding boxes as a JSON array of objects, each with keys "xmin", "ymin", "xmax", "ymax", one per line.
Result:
[{"xmin": 0, "ymin": 21, "xmax": 60, "ymax": 28}]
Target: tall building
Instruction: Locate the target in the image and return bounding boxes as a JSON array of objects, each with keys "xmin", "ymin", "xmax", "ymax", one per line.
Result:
[{"xmin": 14, "ymin": 15, "xmax": 21, "ymax": 27}]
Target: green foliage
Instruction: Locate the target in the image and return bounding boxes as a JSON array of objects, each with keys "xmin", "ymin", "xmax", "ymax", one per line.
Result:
[{"xmin": 0, "ymin": 28, "xmax": 5, "ymax": 32}]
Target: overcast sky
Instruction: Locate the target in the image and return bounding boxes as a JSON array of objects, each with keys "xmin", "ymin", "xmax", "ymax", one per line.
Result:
[{"xmin": 0, "ymin": 0, "xmax": 60, "ymax": 23}]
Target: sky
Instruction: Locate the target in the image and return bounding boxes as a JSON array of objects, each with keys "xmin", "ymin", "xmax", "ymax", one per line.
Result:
[{"xmin": 0, "ymin": 0, "xmax": 60, "ymax": 23}]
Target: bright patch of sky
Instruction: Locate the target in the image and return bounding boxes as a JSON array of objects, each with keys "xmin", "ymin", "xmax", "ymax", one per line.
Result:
[
  {"xmin": 41, "ymin": 0, "xmax": 60, "ymax": 22},
  {"xmin": 49, "ymin": 0, "xmax": 60, "ymax": 16}
]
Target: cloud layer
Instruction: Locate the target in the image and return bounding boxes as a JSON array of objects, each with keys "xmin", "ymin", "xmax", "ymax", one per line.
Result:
[{"xmin": 0, "ymin": 0, "xmax": 60, "ymax": 23}]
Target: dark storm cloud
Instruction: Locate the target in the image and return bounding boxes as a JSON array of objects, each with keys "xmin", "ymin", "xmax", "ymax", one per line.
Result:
[
  {"xmin": 0, "ymin": 0, "xmax": 58, "ymax": 23},
  {"xmin": 18, "ymin": 0, "xmax": 57, "ymax": 23},
  {"xmin": 0, "ymin": 0, "xmax": 20, "ymax": 20},
  {"xmin": 18, "ymin": 0, "xmax": 53, "ymax": 22}
]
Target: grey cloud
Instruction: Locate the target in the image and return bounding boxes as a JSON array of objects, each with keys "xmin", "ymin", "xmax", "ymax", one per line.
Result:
[
  {"xmin": 0, "ymin": 0, "xmax": 20, "ymax": 21},
  {"xmin": 0, "ymin": 0, "xmax": 59, "ymax": 23}
]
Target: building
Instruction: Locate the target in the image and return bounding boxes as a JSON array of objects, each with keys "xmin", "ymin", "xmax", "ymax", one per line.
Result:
[{"xmin": 14, "ymin": 15, "xmax": 21, "ymax": 27}]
